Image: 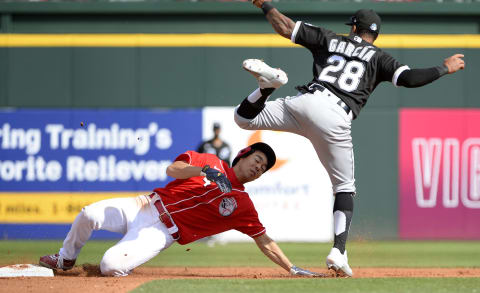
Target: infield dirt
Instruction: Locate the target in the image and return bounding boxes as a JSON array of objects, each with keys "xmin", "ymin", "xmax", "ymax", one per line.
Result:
[{"xmin": 1, "ymin": 265, "xmax": 480, "ymax": 293}]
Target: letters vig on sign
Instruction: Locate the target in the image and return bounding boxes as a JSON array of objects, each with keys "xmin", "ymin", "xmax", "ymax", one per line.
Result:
[{"xmin": 399, "ymin": 109, "xmax": 480, "ymax": 239}]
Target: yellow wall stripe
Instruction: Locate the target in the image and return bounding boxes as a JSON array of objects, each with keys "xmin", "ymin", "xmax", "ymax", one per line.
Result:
[
  {"xmin": 0, "ymin": 192, "xmax": 147, "ymax": 223},
  {"xmin": 0, "ymin": 34, "xmax": 479, "ymax": 48}
]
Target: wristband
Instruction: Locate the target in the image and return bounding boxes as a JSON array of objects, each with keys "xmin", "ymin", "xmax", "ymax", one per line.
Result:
[
  {"xmin": 436, "ymin": 65, "xmax": 449, "ymax": 77},
  {"xmin": 261, "ymin": 2, "xmax": 274, "ymax": 15},
  {"xmin": 200, "ymin": 165, "xmax": 208, "ymax": 177}
]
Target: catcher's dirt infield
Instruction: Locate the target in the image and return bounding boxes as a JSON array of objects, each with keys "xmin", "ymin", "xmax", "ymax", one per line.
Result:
[{"xmin": 1, "ymin": 265, "xmax": 480, "ymax": 293}]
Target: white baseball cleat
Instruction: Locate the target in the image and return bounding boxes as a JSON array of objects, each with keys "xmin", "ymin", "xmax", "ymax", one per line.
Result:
[
  {"xmin": 326, "ymin": 247, "xmax": 353, "ymax": 277},
  {"xmin": 242, "ymin": 59, "xmax": 288, "ymax": 89}
]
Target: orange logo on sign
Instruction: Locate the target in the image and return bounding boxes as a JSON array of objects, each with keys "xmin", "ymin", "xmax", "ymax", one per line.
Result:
[{"xmin": 247, "ymin": 130, "xmax": 288, "ymax": 171}]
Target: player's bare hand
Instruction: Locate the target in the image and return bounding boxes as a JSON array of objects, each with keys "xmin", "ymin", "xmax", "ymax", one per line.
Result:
[
  {"xmin": 444, "ymin": 54, "xmax": 465, "ymax": 74},
  {"xmin": 252, "ymin": 0, "xmax": 268, "ymax": 8}
]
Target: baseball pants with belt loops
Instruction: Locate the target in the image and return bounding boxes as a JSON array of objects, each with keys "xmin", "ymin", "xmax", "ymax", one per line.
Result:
[
  {"xmin": 234, "ymin": 88, "xmax": 356, "ymax": 194},
  {"xmin": 59, "ymin": 195, "xmax": 175, "ymax": 276}
]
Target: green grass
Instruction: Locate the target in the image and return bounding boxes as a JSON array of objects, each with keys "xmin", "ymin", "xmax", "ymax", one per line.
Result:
[
  {"xmin": 133, "ymin": 278, "xmax": 480, "ymax": 293},
  {"xmin": 1, "ymin": 240, "xmax": 479, "ymax": 268},
  {"xmin": 1, "ymin": 240, "xmax": 479, "ymax": 293}
]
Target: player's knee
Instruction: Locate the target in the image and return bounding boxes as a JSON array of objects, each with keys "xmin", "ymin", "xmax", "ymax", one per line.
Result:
[
  {"xmin": 100, "ymin": 253, "xmax": 130, "ymax": 277},
  {"xmin": 79, "ymin": 206, "xmax": 102, "ymax": 230},
  {"xmin": 234, "ymin": 106, "xmax": 252, "ymax": 129}
]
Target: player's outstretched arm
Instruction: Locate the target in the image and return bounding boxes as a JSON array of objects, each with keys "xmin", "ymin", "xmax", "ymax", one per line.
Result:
[
  {"xmin": 166, "ymin": 162, "xmax": 232, "ymax": 192},
  {"xmin": 252, "ymin": 0, "xmax": 295, "ymax": 39},
  {"xmin": 253, "ymin": 234, "xmax": 324, "ymax": 277},
  {"xmin": 166, "ymin": 161, "xmax": 203, "ymax": 179},
  {"xmin": 397, "ymin": 54, "xmax": 465, "ymax": 88}
]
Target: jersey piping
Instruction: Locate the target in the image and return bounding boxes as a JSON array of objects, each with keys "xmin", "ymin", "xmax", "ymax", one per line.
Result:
[
  {"xmin": 250, "ymin": 229, "xmax": 267, "ymax": 237},
  {"xmin": 392, "ymin": 65, "xmax": 410, "ymax": 87},
  {"xmin": 165, "ymin": 188, "xmax": 218, "ymax": 207},
  {"xmin": 154, "ymin": 151, "xmax": 266, "ymax": 244},
  {"xmin": 169, "ymin": 192, "xmax": 226, "ymax": 215},
  {"xmin": 291, "ymin": 21, "xmax": 302, "ymax": 43},
  {"xmin": 291, "ymin": 21, "xmax": 406, "ymax": 118},
  {"xmin": 168, "ymin": 188, "xmax": 248, "ymax": 215}
]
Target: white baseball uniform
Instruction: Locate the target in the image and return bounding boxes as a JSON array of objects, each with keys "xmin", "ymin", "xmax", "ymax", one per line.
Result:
[
  {"xmin": 235, "ymin": 88, "xmax": 355, "ymax": 194},
  {"xmin": 59, "ymin": 195, "xmax": 174, "ymax": 276}
]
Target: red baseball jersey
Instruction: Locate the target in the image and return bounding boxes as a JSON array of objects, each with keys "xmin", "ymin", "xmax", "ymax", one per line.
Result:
[{"xmin": 153, "ymin": 151, "xmax": 266, "ymax": 245}]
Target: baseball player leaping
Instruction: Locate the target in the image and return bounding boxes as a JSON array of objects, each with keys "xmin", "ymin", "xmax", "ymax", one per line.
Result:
[
  {"xmin": 39, "ymin": 142, "xmax": 322, "ymax": 277},
  {"xmin": 234, "ymin": 1, "xmax": 465, "ymax": 277}
]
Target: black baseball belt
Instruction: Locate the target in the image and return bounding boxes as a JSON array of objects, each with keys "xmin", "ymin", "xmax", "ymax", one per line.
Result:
[
  {"xmin": 148, "ymin": 192, "xmax": 180, "ymax": 240},
  {"xmin": 295, "ymin": 83, "xmax": 352, "ymax": 115}
]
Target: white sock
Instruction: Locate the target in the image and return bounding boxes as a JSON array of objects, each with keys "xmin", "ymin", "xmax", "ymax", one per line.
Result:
[
  {"xmin": 333, "ymin": 210, "xmax": 347, "ymax": 235},
  {"xmin": 247, "ymin": 88, "xmax": 262, "ymax": 103}
]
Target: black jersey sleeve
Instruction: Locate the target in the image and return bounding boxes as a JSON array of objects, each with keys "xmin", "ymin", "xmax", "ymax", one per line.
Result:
[
  {"xmin": 397, "ymin": 66, "xmax": 448, "ymax": 88},
  {"xmin": 377, "ymin": 51, "xmax": 407, "ymax": 86},
  {"xmin": 291, "ymin": 21, "xmax": 334, "ymax": 51}
]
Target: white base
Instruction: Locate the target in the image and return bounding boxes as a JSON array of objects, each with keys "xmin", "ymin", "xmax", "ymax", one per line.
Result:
[{"xmin": 0, "ymin": 264, "xmax": 54, "ymax": 277}]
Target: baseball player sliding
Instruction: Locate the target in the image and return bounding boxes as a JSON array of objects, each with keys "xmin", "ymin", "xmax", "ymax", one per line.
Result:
[
  {"xmin": 39, "ymin": 142, "xmax": 322, "ymax": 277},
  {"xmin": 234, "ymin": 1, "xmax": 465, "ymax": 277}
]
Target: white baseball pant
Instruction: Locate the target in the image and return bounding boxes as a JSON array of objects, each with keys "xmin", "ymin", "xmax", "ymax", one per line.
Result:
[
  {"xmin": 235, "ymin": 88, "xmax": 356, "ymax": 194},
  {"xmin": 59, "ymin": 195, "xmax": 174, "ymax": 276}
]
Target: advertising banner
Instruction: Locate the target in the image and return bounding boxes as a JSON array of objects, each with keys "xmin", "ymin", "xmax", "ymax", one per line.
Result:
[
  {"xmin": 0, "ymin": 109, "xmax": 202, "ymax": 238},
  {"xmin": 201, "ymin": 107, "xmax": 334, "ymax": 242},
  {"xmin": 1, "ymin": 108, "xmax": 334, "ymax": 241},
  {"xmin": 0, "ymin": 109, "xmax": 201, "ymax": 191},
  {"xmin": 399, "ymin": 109, "xmax": 480, "ymax": 239}
]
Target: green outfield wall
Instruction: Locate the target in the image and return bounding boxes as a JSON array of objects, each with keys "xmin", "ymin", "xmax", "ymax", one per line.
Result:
[{"xmin": 1, "ymin": 1, "xmax": 479, "ymax": 239}]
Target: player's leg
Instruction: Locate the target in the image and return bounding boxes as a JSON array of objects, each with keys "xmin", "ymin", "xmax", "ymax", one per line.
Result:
[
  {"xmin": 99, "ymin": 220, "xmax": 174, "ymax": 276},
  {"xmin": 235, "ymin": 97, "xmax": 304, "ymax": 134},
  {"xmin": 303, "ymin": 93, "xmax": 355, "ymax": 277},
  {"xmin": 312, "ymin": 138, "xmax": 355, "ymax": 277},
  {"xmin": 237, "ymin": 58, "xmax": 284, "ymax": 119},
  {"xmin": 236, "ymin": 87, "xmax": 276, "ymax": 120},
  {"xmin": 39, "ymin": 196, "xmax": 146, "ymax": 271},
  {"xmin": 235, "ymin": 59, "xmax": 303, "ymax": 134},
  {"xmin": 327, "ymin": 192, "xmax": 354, "ymax": 277}
]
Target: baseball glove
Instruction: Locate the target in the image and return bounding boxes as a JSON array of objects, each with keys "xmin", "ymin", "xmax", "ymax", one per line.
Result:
[{"xmin": 201, "ymin": 165, "xmax": 232, "ymax": 193}]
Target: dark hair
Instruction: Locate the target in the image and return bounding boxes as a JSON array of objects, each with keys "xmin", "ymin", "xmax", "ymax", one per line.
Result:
[
  {"xmin": 357, "ymin": 28, "xmax": 379, "ymax": 41},
  {"xmin": 232, "ymin": 142, "xmax": 276, "ymax": 172}
]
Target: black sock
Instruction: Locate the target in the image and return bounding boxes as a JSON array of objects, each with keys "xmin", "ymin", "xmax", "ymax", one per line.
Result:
[
  {"xmin": 333, "ymin": 192, "xmax": 354, "ymax": 254},
  {"xmin": 259, "ymin": 87, "xmax": 275, "ymax": 98},
  {"xmin": 236, "ymin": 88, "xmax": 275, "ymax": 119}
]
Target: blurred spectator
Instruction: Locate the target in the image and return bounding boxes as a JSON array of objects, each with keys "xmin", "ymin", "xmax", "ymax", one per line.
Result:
[
  {"xmin": 197, "ymin": 122, "xmax": 232, "ymax": 247},
  {"xmin": 197, "ymin": 122, "xmax": 232, "ymax": 166}
]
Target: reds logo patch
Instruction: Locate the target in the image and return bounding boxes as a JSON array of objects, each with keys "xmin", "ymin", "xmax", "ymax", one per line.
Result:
[{"xmin": 219, "ymin": 197, "xmax": 237, "ymax": 217}]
